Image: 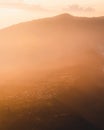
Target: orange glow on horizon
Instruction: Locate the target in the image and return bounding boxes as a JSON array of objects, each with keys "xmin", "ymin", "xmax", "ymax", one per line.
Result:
[{"xmin": 0, "ymin": 0, "xmax": 103, "ymax": 28}]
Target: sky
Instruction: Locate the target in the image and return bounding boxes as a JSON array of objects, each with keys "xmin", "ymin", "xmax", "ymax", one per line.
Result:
[{"xmin": 0, "ymin": 0, "xmax": 104, "ymax": 28}]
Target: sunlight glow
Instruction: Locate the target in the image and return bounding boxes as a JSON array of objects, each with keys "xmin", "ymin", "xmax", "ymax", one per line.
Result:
[
  {"xmin": 0, "ymin": 0, "xmax": 103, "ymax": 28},
  {"xmin": 24, "ymin": 0, "xmax": 36, "ymax": 4}
]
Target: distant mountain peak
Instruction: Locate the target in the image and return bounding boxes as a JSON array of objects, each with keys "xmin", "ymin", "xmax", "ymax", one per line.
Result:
[{"xmin": 54, "ymin": 13, "xmax": 74, "ymax": 19}]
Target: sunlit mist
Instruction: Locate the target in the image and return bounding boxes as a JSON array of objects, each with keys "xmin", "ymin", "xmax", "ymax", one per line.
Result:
[{"xmin": 0, "ymin": 1, "xmax": 104, "ymax": 130}]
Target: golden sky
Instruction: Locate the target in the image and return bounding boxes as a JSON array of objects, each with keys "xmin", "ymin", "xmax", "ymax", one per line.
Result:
[{"xmin": 0, "ymin": 0, "xmax": 104, "ymax": 28}]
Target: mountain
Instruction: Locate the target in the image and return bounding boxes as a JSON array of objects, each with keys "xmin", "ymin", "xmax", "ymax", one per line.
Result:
[
  {"xmin": 0, "ymin": 13, "xmax": 104, "ymax": 130},
  {"xmin": 0, "ymin": 13, "xmax": 104, "ymax": 75}
]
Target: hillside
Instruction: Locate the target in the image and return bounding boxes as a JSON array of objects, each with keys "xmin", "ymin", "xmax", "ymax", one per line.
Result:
[
  {"xmin": 0, "ymin": 13, "xmax": 104, "ymax": 130},
  {"xmin": 0, "ymin": 13, "xmax": 104, "ymax": 75}
]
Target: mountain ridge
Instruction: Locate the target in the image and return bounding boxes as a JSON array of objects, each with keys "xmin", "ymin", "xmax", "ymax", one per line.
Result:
[{"xmin": 0, "ymin": 13, "xmax": 104, "ymax": 31}]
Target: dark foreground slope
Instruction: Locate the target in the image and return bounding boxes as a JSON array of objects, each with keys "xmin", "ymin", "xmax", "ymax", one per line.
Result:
[
  {"xmin": 0, "ymin": 65, "xmax": 103, "ymax": 130},
  {"xmin": 0, "ymin": 14, "xmax": 104, "ymax": 130}
]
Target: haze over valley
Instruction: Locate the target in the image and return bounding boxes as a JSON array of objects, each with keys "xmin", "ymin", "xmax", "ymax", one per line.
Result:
[{"xmin": 0, "ymin": 13, "xmax": 104, "ymax": 130}]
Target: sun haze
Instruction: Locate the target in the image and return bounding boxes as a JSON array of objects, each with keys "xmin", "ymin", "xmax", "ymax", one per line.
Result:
[
  {"xmin": 0, "ymin": 0, "xmax": 104, "ymax": 130},
  {"xmin": 0, "ymin": 0, "xmax": 104, "ymax": 28}
]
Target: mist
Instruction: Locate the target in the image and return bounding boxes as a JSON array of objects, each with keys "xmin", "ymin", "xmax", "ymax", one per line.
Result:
[{"xmin": 0, "ymin": 14, "xmax": 104, "ymax": 130}]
